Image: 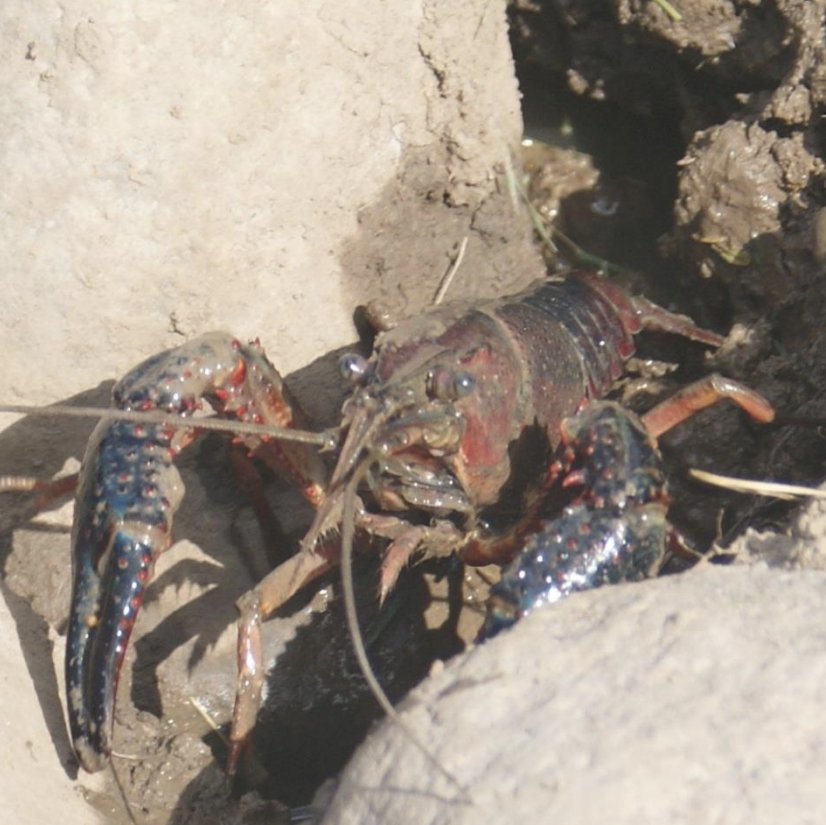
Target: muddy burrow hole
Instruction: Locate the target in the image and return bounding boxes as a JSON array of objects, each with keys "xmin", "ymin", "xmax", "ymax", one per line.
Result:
[{"xmin": 511, "ymin": 0, "xmax": 826, "ymax": 549}]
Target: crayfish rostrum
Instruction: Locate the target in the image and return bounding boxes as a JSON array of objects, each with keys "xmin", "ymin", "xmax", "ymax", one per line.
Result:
[{"xmin": 58, "ymin": 270, "xmax": 775, "ymax": 774}]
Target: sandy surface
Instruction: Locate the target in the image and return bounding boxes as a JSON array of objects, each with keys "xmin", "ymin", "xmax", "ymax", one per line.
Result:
[
  {"xmin": 0, "ymin": 581, "xmax": 103, "ymax": 824},
  {"xmin": 0, "ymin": 0, "xmax": 535, "ymax": 407}
]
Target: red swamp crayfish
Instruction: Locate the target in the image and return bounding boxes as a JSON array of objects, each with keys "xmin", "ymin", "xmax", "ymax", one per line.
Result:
[{"xmin": 6, "ymin": 270, "xmax": 781, "ymax": 776}]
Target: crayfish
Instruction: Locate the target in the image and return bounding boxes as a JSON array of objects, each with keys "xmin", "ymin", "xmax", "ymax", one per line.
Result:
[{"xmin": 20, "ymin": 271, "xmax": 778, "ymax": 777}]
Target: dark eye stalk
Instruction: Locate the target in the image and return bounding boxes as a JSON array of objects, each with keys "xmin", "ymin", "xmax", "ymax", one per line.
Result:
[
  {"xmin": 339, "ymin": 353, "xmax": 370, "ymax": 385},
  {"xmin": 426, "ymin": 367, "xmax": 475, "ymax": 401}
]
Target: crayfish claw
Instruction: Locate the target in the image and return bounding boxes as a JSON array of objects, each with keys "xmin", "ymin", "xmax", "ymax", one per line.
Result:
[
  {"xmin": 479, "ymin": 402, "xmax": 669, "ymax": 640},
  {"xmin": 67, "ymin": 523, "xmax": 165, "ymax": 771},
  {"xmin": 66, "ymin": 417, "xmax": 182, "ymax": 771}
]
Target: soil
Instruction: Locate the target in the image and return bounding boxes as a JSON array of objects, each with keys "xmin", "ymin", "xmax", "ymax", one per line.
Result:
[
  {"xmin": 5, "ymin": 1, "xmax": 826, "ymax": 823},
  {"xmin": 511, "ymin": 0, "xmax": 826, "ymax": 549}
]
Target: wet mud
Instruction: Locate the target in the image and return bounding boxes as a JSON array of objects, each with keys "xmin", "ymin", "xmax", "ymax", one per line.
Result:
[{"xmin": 511, "ymin": 0, "xmax": 826, "ymax": 547}]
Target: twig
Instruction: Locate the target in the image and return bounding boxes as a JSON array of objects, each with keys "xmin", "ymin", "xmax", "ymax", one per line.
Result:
[
  {"xmin": 690, "ymin": 468, "xmax": 826, "ymax": 500},
  {"xmin": 652, "ymin": 0, "xmax": 682, "ymax": 22},
  {"xmin": 433, "ymin": 236, "xmax": 469, "ymax": 305}
]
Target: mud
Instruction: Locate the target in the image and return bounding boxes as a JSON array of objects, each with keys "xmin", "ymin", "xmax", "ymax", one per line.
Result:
[
  {"xmin": 5, "ymin": 1, "xmax": 826, "ymax": 823},
  {"xmin": 511, "ymin": 0, "xmax": 826, "ymax": 547}
]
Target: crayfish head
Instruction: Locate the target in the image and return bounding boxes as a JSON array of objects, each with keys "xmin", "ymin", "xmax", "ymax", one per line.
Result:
[
  {"xmin": 326, "ymin": 303, "xmax": 532, "ymax": 525},
  {"xmin": 301, "ymin": 379, "xmax": 474, "ymax": 552},
  {"xmin": 415, "ymin": 343, "xmax": 526, "ymax": 510}
]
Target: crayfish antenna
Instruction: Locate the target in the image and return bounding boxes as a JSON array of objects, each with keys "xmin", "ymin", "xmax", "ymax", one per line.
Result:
[
  {"xmin": 339, "ymin": 464, "xmax": 473, "ymax": 806},
  {"xmin": 0, "ymin": 403, "xmax": 334, "ymax": 448}
]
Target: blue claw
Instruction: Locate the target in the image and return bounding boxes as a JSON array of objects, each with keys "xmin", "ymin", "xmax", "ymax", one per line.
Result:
[
  {"xmin": 66, "ymin": 418, "xmax": 180, "ymax": 772},
  {"xmin": 65, "ymin": 332, "xmax": 305, "ymax": 772},
  {"xmin": 481, "ymin": 402, "xmax": 669, "ymax": 639}
]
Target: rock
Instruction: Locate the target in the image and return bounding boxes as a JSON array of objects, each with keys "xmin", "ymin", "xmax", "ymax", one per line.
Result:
[{"xmin": 322, "ymin": 564, "xmax": 826, "ymax": 824}]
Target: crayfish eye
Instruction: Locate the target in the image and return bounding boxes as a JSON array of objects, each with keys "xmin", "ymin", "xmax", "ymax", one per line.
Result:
[
  {"xmin": 339, "ymin": 353, "xmax": 369, "ymax": 385},
  {"xmin": 453, "ymin": 371, "xmax": 475, "ymax": 398},
  {"xmin": 426, "ymin": 367, "xmax": 475, "ymax": 401}
]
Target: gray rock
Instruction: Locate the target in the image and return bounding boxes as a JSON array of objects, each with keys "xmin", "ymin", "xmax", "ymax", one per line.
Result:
[{"xmin": 323, "ymin": 564, "xmax": 826, "ymax": 825}]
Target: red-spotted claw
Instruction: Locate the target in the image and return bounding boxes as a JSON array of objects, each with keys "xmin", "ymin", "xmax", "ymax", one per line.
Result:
[
  {"xmin": 65, "ymin": 332, "xmax": 313, "ymax": 771},
  {"xmin": 66, "ymin": 416, "xmax": 181, "ymax": 771}
]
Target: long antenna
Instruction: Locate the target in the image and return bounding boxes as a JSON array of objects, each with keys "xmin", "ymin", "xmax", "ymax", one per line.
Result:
[
  {"xmin": 0, "ymin": 404, "xmax": 336, "ymax": 449},
  {"xmin": 339, "ymin": 462, "xmax": 472, "ymax": 805}
]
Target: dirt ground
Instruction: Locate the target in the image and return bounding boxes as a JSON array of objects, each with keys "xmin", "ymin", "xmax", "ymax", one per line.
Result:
[{"xmin": 5, "ymin": 1, "xmax": 826, "ymax": 823}]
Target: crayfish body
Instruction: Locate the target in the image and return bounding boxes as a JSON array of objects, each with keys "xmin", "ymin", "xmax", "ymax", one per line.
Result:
[{"xmin": 64, "ymin": 271, "xmax": 773, "ymax": 773}]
